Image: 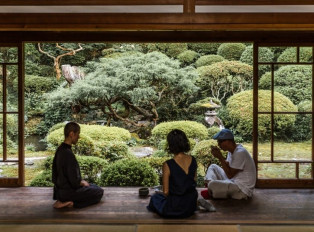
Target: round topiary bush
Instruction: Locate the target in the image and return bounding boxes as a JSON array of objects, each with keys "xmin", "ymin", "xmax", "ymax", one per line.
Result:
[
  {"xmin": 288, "ymin": 100, "xmax": 312, "ymax": 142},
  {"xmin": 217, "ymin": 43, "xmax": 246, "ymax": 61},
  {"xmin": 151, "ymin": 121, "xmax": 208, "ymax": 142},
  {"xmin": 31, "ymin": 155, "xmax": 108, "ymax": 186},
  {"xmin": 177, "ymin": 50, "xmax": 200, "ymax": 66},
  {"xmin": 259, "ymin": 65, "xmax": 312, "ymax": 105},
  {"xmin": 47, "ymin": 130, "xmax": 97, "ymax": 156},
  {"xmin": 187, "ymin": 43, "xmax": 221, "ymax": 55},
  {"xmin": 100, "ymin": 158, "xmax": 159, "ymax": 186},
  {"xmin": 195, "ymin": 55, "xmax": 225, "ymax": 68},
  {"xmin": 225, "ymin": 90, "xmax": 297, "ymax": 141},
  {"xmin": 191, "ymin": 139, "xmax": 224, "ymax": 172},
  {"xmin": 23, "ymin": 75, "xmax": 59, "ymax": 94},
  {"xmin": 47, "ymin": 124, "xmax": 131, "ymax": 156},
  {"xmin": 98, "ymin": 141, "xmax": 133, "ymax": 162},
  {"xmin": 207, "ymin": 126, "xmax": 221, "ymax": 139},
  {"xmin": 196, "ymin": 60, "xmax": 253, "ymax": 100},
  {"xmin": 240, "ymin": 45, "xmax": 274, "ymax": 76},
  {"xmin": 277, "ymin": 47, "xmax": 312, "ymax": 63},
  {"xmin": 29, "ymin": 170, "xmax": 54, "ymax": 187},
  {"xmin": 146, "ymin": 43, "xmax": 188, "ymax": 58}
]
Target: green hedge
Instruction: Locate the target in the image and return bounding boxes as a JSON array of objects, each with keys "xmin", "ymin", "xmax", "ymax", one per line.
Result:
[
  {"xmin": 277, "ymin": 47, "xmax": 312, "ymax": 63},
  {"xmin": 151, "ymin": 120, "xmax": 208, "ymax": 142},
  {"xmin": 217, "ymin": 43, "xmax": 246, "ymax": 61},
  {"xmin": 240, "ymin": 45, "xmax": 274, "ymax": 76},
  {"xmin": 177, "ymin": 50, "xmax": 200, "ymax": 66},
  {"xmin": 191, "ymin": 139, "xmax": 224, "ymax": 172},
  {"xmin": 98, "ymin": 141, "xmax": 134, "ymax": 162},
  {"xmin": 146, "ymin": 43, "xmax": 188, "ymax": 58},
  {"xmin": 224, "ymin": 90, "xmax": 297, "ymax": 141},
  {"xmin": 46, "ymin": 124, "xmax": 131, "ymax": 157},
  {"xmin": 259, "ymin": 65, "xmax": 312, "ymax": 105},
  {"xmin": 30, "ymin": 155, "xmax": 108, "ymax": 186},
  {"xmin": 195, "ymin": 55, "xmax": 224, "ymax": 68},
  {"xmin": 100, "ymin": 158, "xmax": 159, "ymax": 186},
  {"xmin": 187, "ymin": 43, "xmax": 221, "ymax": 55}
]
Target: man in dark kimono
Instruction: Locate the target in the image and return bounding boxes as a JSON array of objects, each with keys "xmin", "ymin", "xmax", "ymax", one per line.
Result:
[{"xmin": 52, "ymin": 122, "xmax": 104, "ymax": 208}]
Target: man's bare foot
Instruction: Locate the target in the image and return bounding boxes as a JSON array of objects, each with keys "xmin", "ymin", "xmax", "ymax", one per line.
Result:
[{"xmin": 53, "ymin": 200, "xmax": 73, "ymax": 209}]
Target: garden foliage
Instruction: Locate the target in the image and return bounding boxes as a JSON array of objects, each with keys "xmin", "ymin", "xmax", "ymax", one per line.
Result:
[
  {"xmin": 223, "ymin": 90, "xmax": 297, "ymax": 141},
  {"xmin": 195, "ymin": 55, "xmax": 225, "ymax": 68},
  {"xmin": 217, "ymin": 43, "xmax": 246, "ymax": 61},
  {"xmin": 100, "ymin": 158, "xmax": 159, "ymax": 186}
]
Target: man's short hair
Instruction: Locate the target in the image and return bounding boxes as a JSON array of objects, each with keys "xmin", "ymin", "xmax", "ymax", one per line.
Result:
[{"xmin": 64, "ymin": 122, "xmax": 80, "ymax": 138}]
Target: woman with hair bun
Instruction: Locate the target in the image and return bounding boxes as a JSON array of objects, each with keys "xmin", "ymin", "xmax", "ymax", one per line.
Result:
[{"xmin": 147, "ymin": 129, "xmax": 198, "ymax": 218}]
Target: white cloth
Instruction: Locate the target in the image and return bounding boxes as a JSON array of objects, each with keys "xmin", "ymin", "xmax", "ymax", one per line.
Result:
[
  {"xmin": 205, "ymin": 164, "xmax": 248, "ymax": 199},
  {"xmin": 226, "ymin": 144, "xmax": 256, "ymax": 197},
  {"xmin": 205, "ymin": 144, "xmax": 256, "ymax": 198}
]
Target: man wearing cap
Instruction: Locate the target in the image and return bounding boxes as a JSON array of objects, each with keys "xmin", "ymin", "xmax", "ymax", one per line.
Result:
[{"xmin": 204, "ymin": 129, "xmax": 256, "ymax": 200}]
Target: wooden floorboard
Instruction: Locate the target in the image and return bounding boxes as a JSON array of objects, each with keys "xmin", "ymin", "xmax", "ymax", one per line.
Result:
[{"xmin": 0, "ymin": 187, "xmax": 314, "ymax": 225}]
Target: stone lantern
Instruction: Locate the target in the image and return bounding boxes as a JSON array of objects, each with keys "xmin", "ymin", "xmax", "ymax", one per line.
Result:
[{"xmin": 203, "ymin": 100, "xmax": 224, "ymax": 129}]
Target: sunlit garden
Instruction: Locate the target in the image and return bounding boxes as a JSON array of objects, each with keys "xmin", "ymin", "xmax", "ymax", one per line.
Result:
[{"xmin": 0, "ymin": 43, "xmax": 312, "ymax": 186}]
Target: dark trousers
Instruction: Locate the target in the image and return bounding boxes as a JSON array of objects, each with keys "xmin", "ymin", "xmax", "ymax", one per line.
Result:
[{"xmin": 56, "ymin": 184, "xmax": 104, "ymax": 208}]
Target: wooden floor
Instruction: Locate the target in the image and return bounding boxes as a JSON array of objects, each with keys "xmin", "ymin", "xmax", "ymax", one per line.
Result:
[{"xmin": 0, "ymin": 187, "xmax": 314, "ymax": 231}]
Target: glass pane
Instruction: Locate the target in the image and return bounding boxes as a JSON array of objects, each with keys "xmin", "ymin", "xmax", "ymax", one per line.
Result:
[
  {"xmin": 258, "ymin": 65, "xmax": 272, "ymax": 88},
  {"xmin": 0, "ymin": 47, "xmax": 18, "ymax": 63},
  {"xmin": 0, "ymin": 162, "xmax": 18, "ymax": 178},
  {"xmin": 0, "ymin": 114, "xmax": 2, "ymax": 160},
  {"xmin": 7, "ymin": 114, "xmax": 18, "ymax": 160},
  {"xmin": 258, "ymin": 163, "xmax": 295, "ymax": 179},
  {"xmin": 258, "ymin": 47, "xmax": 274, "ymax": 64},
  {"xmin": 274, "ymin": 140, "xmax": 311, "ymax": 161},
  {"xmin": 274, "ymin": 64, "xmax": 311, "ymax": 107},
  {"xmin": 258, "ymin": 90, "xmax": 271, "ymax": 112},
  {"xmin": 6, "ymin": 65, "xmax": 18, "ymax": 112},
  {"xmin": 299, "ymin": 163, "xmax": 312, "ymax": 179},
  {"xmin": 276, "ymin": 47, "xmax": 297, "ymax": 63},
  {"xmin": 299, "ymin": 47, "xmax": 313, "ymax": 63},
  {"xmin": 269, "ymin": 47, "xmax": 288, "ymax": 63}
]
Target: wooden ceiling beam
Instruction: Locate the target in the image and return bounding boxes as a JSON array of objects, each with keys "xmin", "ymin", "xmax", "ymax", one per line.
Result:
[
  {"xmin": 0, "ymin": 0, "xmax": 184, "ymax": 6},
  {"xmin": 196, "ymin": 0, "xmax": 314, "ymax": 5}
]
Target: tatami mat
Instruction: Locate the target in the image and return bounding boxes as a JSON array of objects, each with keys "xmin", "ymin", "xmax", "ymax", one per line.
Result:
[{"xmin": 239, "ymin": 225, "xmax": 314, "ymax": 232}]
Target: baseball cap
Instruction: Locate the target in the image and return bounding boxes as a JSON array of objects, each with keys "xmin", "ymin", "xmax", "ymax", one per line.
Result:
[{"xmin": 212, "ymin": 129, "xmax": 234, "ymax": 140}]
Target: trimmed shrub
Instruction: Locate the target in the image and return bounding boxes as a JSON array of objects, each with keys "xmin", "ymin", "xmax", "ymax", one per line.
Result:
[
  {"xmin": 259, "ymin": 65, "xmax": 312, "ymax": 105},
  {"xmin": 77, "ymin": 156, "xmax": 108, "ymax": 185},
  {"xmin": 207, "ymin": 126, "xmax": 221, "ymax": 139},
  {"xmin": 188, "ymin": 43, "xmax": 221, "ymax": 55},
  {"xmin": 144, "ymin": 156, "xmax": 169, "ymax": 176},
  {"xmin": 224, "ymin": 90, "xmax": 297, "ymax": 141},
  {"xmin": 101, "ymin": 158, "xmax": 159, "ymax": 186},
  {"xmin": 177, "ymin": 50, "xmax": 200, "ymax": 66},
  {"xmin": 277, "ymin": 47, "xmax": 312, "ymax": 63},
  {"xmin": 32, "ymin": 155, "xmax": 108, "ymax": 186},
  {"xmin": 29, "ymin": 170, "xmax": 54, "ymax": 187},
  {"xmin": 217, "ymin": 43, "xmax": 246, "ymax": 61},
  {"xmin": 195, "ymin": 55, "xmax": 224, "ymax": 68},
  {"xmin": 47, "ymin": 130, "xmax": 97, "ymax": 156},
  {"xmin": 22, "ymin": 75, "xmax": 59, "ymax": 94},
  {"xmin": 46, "ymin": 124, "xmax": 131, "ymax": 156},
  {"xmin": 196, "ymin": 60, "xmax": 253, "ymax": 100},
  {"xmin": 146, "ymin": 43, "xmax": 188, "ymax": 58},
  {"xmin": 192, "ymin": 139, "xmax": 225, "ymax": 172},
  {"xmin": 98, "ymin": 141, "xmax": 134, "ymax": 162},
  {"xmin": 151, "ymin": 121, "xmax": 208, "ymax": 142},
  {"xmin": 288, "ymin": 100, "xmax": 312, "ymax": 142},
  {"xmin": 240, "ymin": 45, "xmax": 274, "ymax": 76}
]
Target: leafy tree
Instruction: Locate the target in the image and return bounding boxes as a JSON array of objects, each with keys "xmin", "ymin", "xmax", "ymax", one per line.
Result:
[
  {"xmin": 195, "ymin": 55, "xmax": 224, "ymax": 68},
  {"xmin": 187, "ymin": 43, "xmax": 221, "ymax": 55},
  {"xmin": 45, "ymin": 52, "xmax": 199, "ymax": 129},
  {"xmin": 217, "ymin": 43, "xmax": 246, "ymax": 61},
  {"xmin": 144, "ymin": 43, "xmax": 188, "ymax": 58},
  {"xmin": 277, "ymin": 47, "xmax": 312, "ymax": 63},
  {"xmin": 240, "ymin": 45, "xmax": 274, "ymax": 76},
  {"xmin": 259, "ymin": 65, "xmax": 312, "ymax": 105},
  {"xmin": 196, "ymin": 60, "xmax": 253, "ymax": 101}
]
